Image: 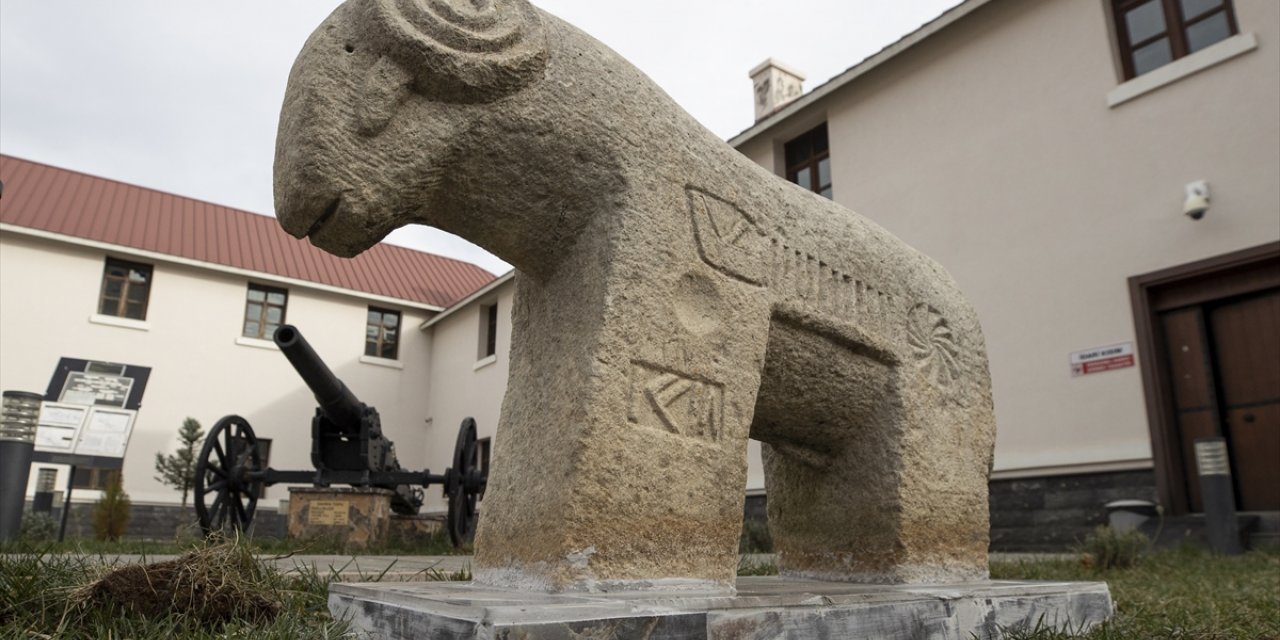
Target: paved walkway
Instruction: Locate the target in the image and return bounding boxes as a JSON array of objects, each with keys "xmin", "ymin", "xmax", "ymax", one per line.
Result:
[{"xmin": 66, "ymin": 552, "xmax": 1072, "ymax": 582}]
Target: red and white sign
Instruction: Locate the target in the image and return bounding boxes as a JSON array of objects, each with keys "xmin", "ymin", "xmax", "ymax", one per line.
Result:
[{"xmin": 1070, "ymin": 342, "xmax": 1135, "ymax": 377}]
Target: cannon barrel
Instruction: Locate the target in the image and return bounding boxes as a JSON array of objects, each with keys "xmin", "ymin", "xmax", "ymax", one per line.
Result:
[{"xmin": 273, "ymin": 325, "xmax": 362, "ymax": 427}]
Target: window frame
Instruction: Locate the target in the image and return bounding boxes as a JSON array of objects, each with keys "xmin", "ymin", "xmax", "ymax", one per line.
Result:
[
  {"xmin": 72, "ymin": 467, "xmax": 120, "ymax": 491},
  {"xmin": 477, "ymin": 302, "xmax": 499, "ymax": 361},
  {"xmin": 477, "ymin": 437, "xmax": 492, "ymax": 479},
  {"xmin": 98, "ymin": 257, "xmax": 154, "ymax": 320},
  {"xmin": 784, "ymin": 123, "xmax": 832, "ymax": 199},
  {"xmin": 365, "ymin": 306, "xmax": 402, "ymax": 360},
  {"xmin": 254, "ymin": 437, "xmax": 272, "ymax": 498},
  {"xmin": 242, "ymin": 283, "xmax": 288, "ymax": 340},
  {"xmin": 35, "ymin": 468, "xmax": 59, "ymax": 493},
  {"xmin": 1112, "ymin": 0, "xmax": 1239, "ymax": 80}
]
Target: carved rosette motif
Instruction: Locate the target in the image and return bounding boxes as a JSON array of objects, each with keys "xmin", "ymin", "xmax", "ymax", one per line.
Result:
[
  {"xmin": 369, "ymin": 0, "xmax": 549, "ymax": 103},
  {"xmin": 907, "ymin": 303, "xmax": 961, "ymax": 388}
]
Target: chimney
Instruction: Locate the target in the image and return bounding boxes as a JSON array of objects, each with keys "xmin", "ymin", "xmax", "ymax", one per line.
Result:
[{"xmin": 750, "ymin": 58, "xmax": 805, "ymax": 122}]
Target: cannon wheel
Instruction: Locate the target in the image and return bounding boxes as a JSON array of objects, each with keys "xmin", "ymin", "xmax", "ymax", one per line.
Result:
[
  {"xmin": 194, "ymin": 415, "xmax": 264, "ymax": 536},
  {"xmin": 446, "ymin": 417, "xmax": 482, "ymax": 547}
]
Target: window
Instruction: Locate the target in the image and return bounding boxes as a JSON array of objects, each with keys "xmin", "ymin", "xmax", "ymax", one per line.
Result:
[
  {"xmin": 243, "ymin": 284, "xmax": 287, "ymax": 339},
  {"xmin": 477, "ymin": 437, "xmax": 492, "ymax": 479},
  {"xmin": 366, "ymin": 307, "xmax": 401, "ymax": 359},
  {"xmin": 478, "ymin": 303, "xmax": 498, "ymax": 360},
  {"xmin": 254, "ymin": 438, "xmax": 272, "ymax": 498},
  {"xmin": 35, "ymin": 468, "xmax": 58, "ymax": 493},
  {"xmin": 98, "ymin": 258, "xmax": 153, "ymax": 320},
  {"xmin": 72, "ymin": 467, "xmax": 120, "ymax": 490},
  {"xmin": 1113, "ymin": 0, "xmax": 1238, "ymax": 79},
  {"xmin": 785, "ymin": 123, "xmax": 832, "ymax": 199}
]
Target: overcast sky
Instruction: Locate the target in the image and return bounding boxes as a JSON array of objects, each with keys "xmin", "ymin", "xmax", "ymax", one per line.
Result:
[{"xmin": 1, "ymin": 1, "xmax": 961, "ymax": 274}]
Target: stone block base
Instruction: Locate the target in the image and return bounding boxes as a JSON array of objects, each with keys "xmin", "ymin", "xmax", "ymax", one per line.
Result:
[
  {"xmin": 389, "ymin": 513, "xmax": 443, "ymax": 543},
  {"xmin": 329, "ymin": 577, "xmax": 1112, "ymax": 639},
  {"xmin": 287, "ymin": 487, "xmax": 394, "ymax": 549}
]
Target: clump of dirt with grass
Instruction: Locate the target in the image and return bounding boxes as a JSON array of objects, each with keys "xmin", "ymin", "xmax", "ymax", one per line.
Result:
[{"xmin": 78, "ymin": 542, "xmax": 281, "ymax": 624}]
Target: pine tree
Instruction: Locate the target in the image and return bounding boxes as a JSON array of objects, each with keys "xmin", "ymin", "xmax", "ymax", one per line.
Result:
[{"xmin": 154, "ymin": 417, "xmax": 205, "ymax": 507}]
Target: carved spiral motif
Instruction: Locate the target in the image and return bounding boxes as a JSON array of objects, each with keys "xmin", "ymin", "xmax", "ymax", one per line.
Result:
[
  {"xmin": 369, "ymin": 0, "xmax": 548, "ymax": 103},
  {"xmin": 907, "ymin": 303, "xmax": 961, "ymax": 388}
]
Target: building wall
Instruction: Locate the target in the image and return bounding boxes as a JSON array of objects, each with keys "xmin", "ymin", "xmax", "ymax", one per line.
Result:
[
  {"xmin": 0, "ymin": 231, "xmax": 434, "ymax": 510},
  {"xmin": 419, "ymin": 278, "xmax": 514, "ymax": 513},
  {"xmin": 736, "ymin": 0, "xmax": 1280, "ymax": 478}
]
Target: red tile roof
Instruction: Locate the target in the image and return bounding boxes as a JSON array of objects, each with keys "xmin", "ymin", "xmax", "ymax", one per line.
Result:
[{"xmin": 0, "ymin": 155, "xmax": 494, "ymax": 309}]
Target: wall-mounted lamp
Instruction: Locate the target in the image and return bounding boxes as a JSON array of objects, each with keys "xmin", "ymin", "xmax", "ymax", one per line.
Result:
[{"xmin": 1184, "ymin": 180, "xmax": 1210, "ymax": 220}]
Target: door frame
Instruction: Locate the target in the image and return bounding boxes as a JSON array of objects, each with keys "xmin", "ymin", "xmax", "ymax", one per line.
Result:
[{"xmin": 1129, "ymin": 242, "xmax": 1280, "ymax": 514}]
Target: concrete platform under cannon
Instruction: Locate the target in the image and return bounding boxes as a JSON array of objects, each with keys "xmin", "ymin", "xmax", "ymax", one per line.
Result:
[{"xmin": 329, "ymin": 576, "xmax": 1112, "ymax": 639}]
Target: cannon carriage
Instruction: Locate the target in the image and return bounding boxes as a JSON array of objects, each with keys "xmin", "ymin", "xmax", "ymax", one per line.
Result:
[{"xmin": 194, "ymin": 325, "xmax": 486, "ymax": 546}]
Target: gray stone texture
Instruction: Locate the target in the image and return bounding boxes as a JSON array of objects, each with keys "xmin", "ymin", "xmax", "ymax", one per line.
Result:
[
  {"xmin": 275, "ymin": 0, "xmax": 997, "ymax": 592},
  {"xmin": 329, "ymin": 577, "xmax": 1113, "ymax": 639}
]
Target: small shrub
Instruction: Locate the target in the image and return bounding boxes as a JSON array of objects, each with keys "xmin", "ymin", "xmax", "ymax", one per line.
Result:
[
  {"xmin": 1080, "ymin": 525, "xmax": 1147, "ymax": 570},
  {"xmin": 19, "ymin": 511, "xmax": 58, "ymax": 541},
  {"xmin": 93, "ymin": 476, "xmax": 131, "ymax": 541},
  {"xmin": 737, "ymin": 556, "xmax": 779, "ymax": 576}
]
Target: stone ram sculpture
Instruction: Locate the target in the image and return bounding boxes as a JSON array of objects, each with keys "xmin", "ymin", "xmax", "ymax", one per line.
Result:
[{"xmin": 275, "ymin": 0, "xmax": 997, "ymax": 593}]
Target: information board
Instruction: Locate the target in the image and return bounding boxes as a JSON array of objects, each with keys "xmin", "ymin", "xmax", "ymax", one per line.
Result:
[
  {"xmin": 308, "ymin": 501, "xmax": 350, "ymax": 525},
  {"xmin": 73, "ymin": 407, "xmax": 136, "ymax": 458},
  {"xmin": 34, "ymin": 402, "xmax": 90, "ymax": 453},
  {"xmin": 59, "ymin": 371, "xmax": 134, "ymax": 407},
  {"xmin": 1070, "ymin": 342, "xmax": 1136, "ymax": 377}
]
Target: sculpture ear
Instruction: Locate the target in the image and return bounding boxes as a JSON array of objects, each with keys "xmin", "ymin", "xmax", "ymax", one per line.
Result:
[{"xmin": 358, "ymin": 56, "xmax": 413, "ymax": 136}]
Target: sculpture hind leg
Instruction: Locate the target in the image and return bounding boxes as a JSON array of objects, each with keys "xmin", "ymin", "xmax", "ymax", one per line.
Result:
[{"xmin": 754, "ymin": 300, "xmax": 995, "ymax": 584}]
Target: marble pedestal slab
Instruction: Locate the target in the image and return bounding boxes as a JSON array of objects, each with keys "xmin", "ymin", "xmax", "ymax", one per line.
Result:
[{"xmin": 330, "ymin": 577, "xmax": 1112, "ymax": 639}]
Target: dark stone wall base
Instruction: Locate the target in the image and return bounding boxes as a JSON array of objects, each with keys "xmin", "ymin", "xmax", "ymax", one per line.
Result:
[
  {"xmin": 742, "ymin": 470, "xmax": 1158, "ymax": 553},
  {"xmin": 23, "ymin": 502, "xmax": 286, "ymax": 540},
  {"xmin": 989, "ymin": 470, "xmax": 1156, "ymax": 551}
]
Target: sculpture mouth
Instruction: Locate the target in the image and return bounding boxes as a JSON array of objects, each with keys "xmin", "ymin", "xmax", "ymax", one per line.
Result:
[{"xmin": 305, "ymin": 197, "xmax": 342, "ymax": 239}]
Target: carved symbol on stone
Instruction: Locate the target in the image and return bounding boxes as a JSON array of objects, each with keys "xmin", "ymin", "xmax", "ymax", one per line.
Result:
[
  {"xmin": 686, "ymin": 186, "xmax": 767, "ymax": 285},
  {"xmin": 368, "ymin": 0, "xmax": 549, "ymax": 104},
  {"xmin": 907, "ymin": 303, "xmax": 961, "ymax": 388},
  {"xmin": 628, "ymin": 361, "xmax": 725, "ymax": 442}
]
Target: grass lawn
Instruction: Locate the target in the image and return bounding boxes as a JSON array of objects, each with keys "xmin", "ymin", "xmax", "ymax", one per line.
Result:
[
  {"xmin": 2, "ymin": 540, "xmax": 1275, "ymax": 639},
  {"xmin": 991, "ymin": 546, "xmax": 1280, "ymax": 639}
]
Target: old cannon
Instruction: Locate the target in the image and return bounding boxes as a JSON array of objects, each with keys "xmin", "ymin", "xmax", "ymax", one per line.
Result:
[{"xmin": 193, "ymin": 324, "xmax": 486, "ymax": 546}]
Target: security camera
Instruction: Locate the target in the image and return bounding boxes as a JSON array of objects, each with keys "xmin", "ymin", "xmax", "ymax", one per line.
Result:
[{"xmin": 1184, "ymin": 180, "xmax": 1210, "ymax": 220}]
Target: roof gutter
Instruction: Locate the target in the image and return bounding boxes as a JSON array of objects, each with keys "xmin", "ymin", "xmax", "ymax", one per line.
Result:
[
  {"xmin": 728, "ymin": 0, "xmax": 993, "ymax": 148},
  {"xmin": 1, "ymin": 223, "xmax": 446, "ymax": 313},
  {"xmin": 419, "ymin": 270, "xmax": 515, "ymax": 330}
]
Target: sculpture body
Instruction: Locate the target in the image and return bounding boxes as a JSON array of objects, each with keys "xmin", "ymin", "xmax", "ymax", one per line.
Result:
[{"xmin": 275, "ymin": 0, "xmax": 996, "ymax": 593}]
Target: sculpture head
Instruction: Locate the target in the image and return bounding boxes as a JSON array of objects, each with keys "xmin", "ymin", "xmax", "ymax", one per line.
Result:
[{"xmin": 274, "ymin": 0, "xmax": 549, "ymax": 257}]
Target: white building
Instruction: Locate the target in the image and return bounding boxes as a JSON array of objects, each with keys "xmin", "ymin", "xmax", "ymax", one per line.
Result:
[
  {"xmin": 732, "ymin": 0, "xmax": 1278, "ymax": 547},
  {"xmin": 0, "ymin": 154, "xmax": 494, "ymax": 531}
]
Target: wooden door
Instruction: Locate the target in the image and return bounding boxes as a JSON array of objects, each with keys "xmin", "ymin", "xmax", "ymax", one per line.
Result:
[
  {"xmin": 1157, "ymin": 289, "xmax": 1280, "ymax": 512},
  {"xmin": 1134, "ymin": 243, "xmax": 1280, "ymax": 514},
  {"xmin": 1207, "ymin": 291, "xmax": 1280, "ymax": 510}
]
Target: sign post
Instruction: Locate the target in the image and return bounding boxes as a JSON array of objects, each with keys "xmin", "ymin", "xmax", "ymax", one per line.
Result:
[
  {"xmin": 31, "ymin": 358, "xmax": 149, "ymax": 541},
  {"xmin": 34, "ymin": 404, "xmax": 137, "ymax": 541}
]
